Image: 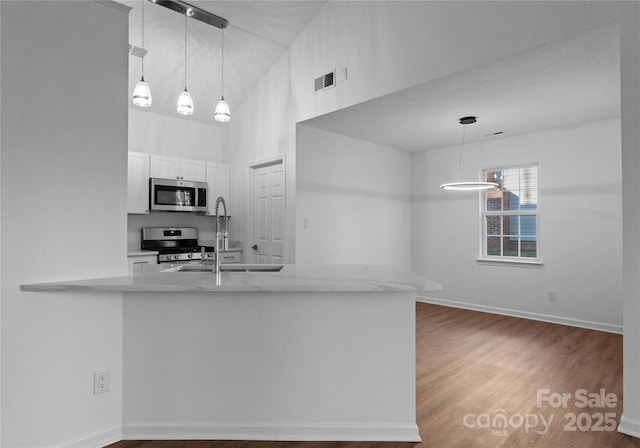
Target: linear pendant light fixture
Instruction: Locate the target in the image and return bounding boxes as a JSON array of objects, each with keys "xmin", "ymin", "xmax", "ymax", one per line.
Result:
[
  {"xmin": 150, "ymin": 0, "xmax": 230, "ymax": 120},
  {"xmin": 440, "ymin": 116, "xmax": 499, "ymax": 191},
  {"xmin": 176, "ymin": 13, "xmax": 194, "ymax": 115},
  {"xmin": 214, "ymin": 29, "xmax": 231, "ymax": 122},
  {"xmin": 132, "ymin": 0, "xmax": 152, "ymax": 107}
]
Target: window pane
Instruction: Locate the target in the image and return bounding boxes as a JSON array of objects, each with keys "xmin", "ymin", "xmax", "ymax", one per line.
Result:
[
  {"xmin": 521, "ymin": 215, "xmax": 537, "ymax": 238},
  {"xmin": 505, "ymin": 216, "xmax": 518, "ymax": 237},
  {"xmin": 486, "ymin": 192, "xmax": 503, "ymax": 211},
  {"xmin": 482, "ymin": 165, "xmax": 538, "ymax": 261},
  {"xmin": 520, "ymin": 240, "xmax": 537, "ymax": 258},
  {"xmin": 487, "ymin": 237, "xmax": 501, "ymax": 256},
  {"xmin": 487, "ymin": 216, "xmax": 501, "ymax": 236},
  {"xmin": 486, "ymin": 170, "xmax": 502, "ymax": 187},
  {"xmin": 502, "ymin": 237, "xmax": 519, "ymax": 257}
]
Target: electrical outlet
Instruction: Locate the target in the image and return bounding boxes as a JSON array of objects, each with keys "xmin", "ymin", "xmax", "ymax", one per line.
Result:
[
  {"xmin": 547, "ymin": 290, "xmax": 557, "ymax": 301},
  {"xmin": 94, "ymin": 370, "xmax": 110, "ymax": 395}
]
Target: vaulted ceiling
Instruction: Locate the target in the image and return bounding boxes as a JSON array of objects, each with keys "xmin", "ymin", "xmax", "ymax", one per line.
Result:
[
  {"xmin": 125, "ymin": 1, "xmax": 620, "ymax": 153},
  {"xmin": 125, "ymin": 0, "xmax": 326, "ymax": 125}
]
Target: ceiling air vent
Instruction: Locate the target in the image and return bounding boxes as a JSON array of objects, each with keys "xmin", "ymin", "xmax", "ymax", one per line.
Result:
[{"xmin": 314, "ymin": 70, "xmax": 336, "ymax": 92}]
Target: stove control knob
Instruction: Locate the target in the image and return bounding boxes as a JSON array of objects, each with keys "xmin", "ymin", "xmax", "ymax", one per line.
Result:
[{"xmin": 187, "ymin": 254, "xmax": 193, "ymax": 259}]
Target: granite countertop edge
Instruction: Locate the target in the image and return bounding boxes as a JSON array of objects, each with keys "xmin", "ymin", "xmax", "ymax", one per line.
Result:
[{"xmin": 20, "ymin": 264, "xmax": 443, "ymax": 294}]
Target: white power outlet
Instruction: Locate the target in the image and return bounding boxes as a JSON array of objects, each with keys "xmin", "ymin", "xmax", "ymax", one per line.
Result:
[
  {"xmin": 547, "ymin": 290, "xmax": 557, "ymax": 301},
  {"xmin": 94, "ymin": 370, "xmax": 110, "ymax": 395}
]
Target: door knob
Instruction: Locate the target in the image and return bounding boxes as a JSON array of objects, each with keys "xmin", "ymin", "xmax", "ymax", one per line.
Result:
[{"xmin": 252, "ymin": 244, "xmax": 258, "ymax": 250}]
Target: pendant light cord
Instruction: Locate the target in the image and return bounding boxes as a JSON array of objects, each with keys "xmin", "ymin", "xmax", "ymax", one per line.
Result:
[
  {"xmin": 141, "ymin": 0, "xmax": 145, "ymax": 78},
  {"xmin": 184, "ymin": 14, "xmax": 188, "ymax": 90},
  {"xmin": 454, "ymin": 124, "xmax": 468, "ymax": 183},
  {"xmin": 473, "ymin": 122, "xmax": 492, "ymax": 178},
  {"xmin": 221, "ymin": 29, "xmax": 225, "ymax": 97}
]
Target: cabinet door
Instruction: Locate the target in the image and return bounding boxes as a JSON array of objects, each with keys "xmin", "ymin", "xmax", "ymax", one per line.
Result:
[
  {"xmin": 127, "ymin": 151, "xmax": 149, "ymax": 214},
  {"xmin": 128, "ymin": 254, "xmax": 158, "ymax": 275},
  {"xmin": 206, "ymin": 162, "xmax": 231, "ymax": 216},
  {"xmin": 180, "ymin": 158, "xmax": 206, "ymax": 182},
  {"xmin": 150, "ymin": 154, "xmax": 180, "ymax": 179}
]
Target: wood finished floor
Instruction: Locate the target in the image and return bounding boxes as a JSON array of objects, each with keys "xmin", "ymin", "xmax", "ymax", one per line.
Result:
[{"xmin": 108, "ymin": 302, "xmax": 640, "ymax": 448}]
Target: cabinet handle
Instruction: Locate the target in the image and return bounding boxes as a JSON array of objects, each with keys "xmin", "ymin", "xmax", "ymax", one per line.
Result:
[{"xmin": 252, "ymin": 245, "xmax": 258, "ymax": 251}]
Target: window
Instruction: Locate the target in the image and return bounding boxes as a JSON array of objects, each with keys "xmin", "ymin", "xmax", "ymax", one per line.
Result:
[{"xmin": 481, "ymin": 165, "xmax": 539, "ymax": 262}]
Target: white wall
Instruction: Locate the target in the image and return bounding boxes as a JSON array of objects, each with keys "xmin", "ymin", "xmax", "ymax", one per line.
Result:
[
  {"xmin": 224, "ymin": 1, "xmax": 625, "ymax": 263},
  {"xmin": 1, "ymin": 2, "xmax": 128, "ymax": 446},
  {"xmin": 619, "ymin": 5, "xmax": 640, "ymax": 437},
  {"xmin": 129, "ymin": 109, "xmax": 223, "ymax": 162},
  {"xmin": 296, "ymin": 125, "xmax": 411, "ymax": 268},
  {"xmin": 411, "ymin": 118, "xmax": 622, "ymax": 332}
]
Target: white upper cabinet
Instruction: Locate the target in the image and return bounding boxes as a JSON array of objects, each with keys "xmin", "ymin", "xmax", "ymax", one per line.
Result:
[
  {"xmin": 150, "ymin": 155, "xmax": 206, "ymax": 182},
  {"xmin": 150, "ymin": 155, "xmax": 179, "ymax": 179},
  {"xmin": 127, "ymin": 151, "xmax": 150, "ymax": 214},
  {"xmin": 128, "ymin": 153, "xmax": 229, "ymax": 215},
  {"xmin": 206, "ymin": 162, "xmax": 231, "ymax": 216},
  {"xmin": 180, "ymin": 158, "xmax": 207, "ymax": 182}
]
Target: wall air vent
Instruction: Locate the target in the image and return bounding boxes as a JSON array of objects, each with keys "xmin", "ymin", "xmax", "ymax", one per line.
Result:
[
  {"xmin": 314, "ymin": 70, "xmax": 336, "ymax": 92},
  {"xmin": 128, "ymin": 44, "xmax": 147, "ymax": 59}
]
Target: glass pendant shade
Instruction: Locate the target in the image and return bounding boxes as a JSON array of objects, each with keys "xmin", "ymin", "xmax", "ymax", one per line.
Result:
[
  {"xmin": 132, "ymin": 77, "xmax": 152, "ymax": 107},
  {"xmin": 177, "ymin": 88, "xmax": 194, "ymax": 115},
  {"xmin": 214, "ymin": 96, "xmax": 230, "ymax": 122},
  {"xmin": 132, "ymin": 0, "xmax": 151, "ymax": 107}
]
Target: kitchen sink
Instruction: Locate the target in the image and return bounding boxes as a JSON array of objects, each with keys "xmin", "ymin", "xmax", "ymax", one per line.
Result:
[
  {"xmin": 220, "ymin": 264, "xmax": 284, "ymax": 272},
  {"xmin": 162, "ymin": 264, "xmax": 284, "ymax": 273}
]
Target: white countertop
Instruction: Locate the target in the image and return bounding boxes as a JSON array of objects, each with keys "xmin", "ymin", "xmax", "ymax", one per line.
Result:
[
  {"xmin": 20, "ymin": 264, "xmax": 442, "ymax": 294},
  {"xmin": 127, "ymin": 250, "xmax": 159, "ymax": 257}
]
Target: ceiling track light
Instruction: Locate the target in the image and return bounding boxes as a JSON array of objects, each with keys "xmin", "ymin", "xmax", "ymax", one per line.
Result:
[
  {"xmin": 132, "ymin": 0, "xmax": 152, "ymax": 107},
  {"xmin": 176, "ymin": 13, "xmax": 194, "ymax": 115},
  {"xmin": 150, "ymin": 0, "xmax": 228, "ymax": 29},
  {"xmin": 440, "ymin": 116, "xmax": 499, "ymax": 191}
]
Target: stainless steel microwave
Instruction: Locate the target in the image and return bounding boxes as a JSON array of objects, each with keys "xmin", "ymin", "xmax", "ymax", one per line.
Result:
[{"xmin": 149, "ymin": 178, "xmax": 207, "ymax": 212}]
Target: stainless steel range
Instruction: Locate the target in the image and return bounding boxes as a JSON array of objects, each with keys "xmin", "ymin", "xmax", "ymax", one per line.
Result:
[{"xmin": 141, "ymin": 227, "xmax": 214, "ymax": 263}]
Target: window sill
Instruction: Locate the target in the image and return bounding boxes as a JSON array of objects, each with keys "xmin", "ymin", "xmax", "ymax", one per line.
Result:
[{"xmin": 476, "ymin": 257, "xmax": 544, "ymax": 268}]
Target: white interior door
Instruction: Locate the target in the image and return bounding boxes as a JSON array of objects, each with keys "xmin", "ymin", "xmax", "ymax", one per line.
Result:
[{"xmin": 251, "ymin": 159, "xmax": 285, "ymax": 264}]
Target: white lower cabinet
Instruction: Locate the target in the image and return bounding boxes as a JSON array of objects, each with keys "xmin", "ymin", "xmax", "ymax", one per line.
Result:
[
  {"xmin": 218, "ymin": 251, "xmax": 242, "ymax": 264},
  {"xmin": 128, "ymin": 253, "xmax": 158, "ymax": 275}
]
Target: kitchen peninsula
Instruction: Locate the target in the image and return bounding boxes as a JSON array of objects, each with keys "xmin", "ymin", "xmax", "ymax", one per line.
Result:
[{"xmin": 22, "ymin": 265, "xmax": 441, "ymax": 442}]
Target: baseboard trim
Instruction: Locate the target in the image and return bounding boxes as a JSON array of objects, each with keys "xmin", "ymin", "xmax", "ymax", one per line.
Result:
[
  {"xmin": 61, "ymin": 426, "xmax": 122, "ymax": 448},
  {"xmin": 417, "ymin": 296, "xmax": 622, "ymax": 334},
  {"xmin": 122, "ymin": 423, "xmax": 421, "ymax": 442},
  {"xmin": 619, "ymin": 414, "xmax": 640, "ymax": 438}
]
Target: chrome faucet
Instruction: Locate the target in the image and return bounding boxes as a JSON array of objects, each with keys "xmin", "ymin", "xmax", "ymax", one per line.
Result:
[{"xmin": 214, "ymin": 196, "xmax": 228, "ymax": 274}]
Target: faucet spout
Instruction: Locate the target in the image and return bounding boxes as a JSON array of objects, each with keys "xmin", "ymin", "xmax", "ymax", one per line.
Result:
[{"xmin": 214, "ymin": 196, "xmax": 228, "ymax": 274}]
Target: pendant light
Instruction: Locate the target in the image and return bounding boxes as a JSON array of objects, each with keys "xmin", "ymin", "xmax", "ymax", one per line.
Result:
[
  {"xmin": 132, "ymin": 0, "xmax": 152, "ymax": 107},
  {"xmin": 176, "ymin": 13, "xmax": 194, "ymax": 115},
  {"xmin": 440, "ymin": 116, "xmax": 499, "ymax": 191},
  {"xmin": 214, "ymin": 28, "xmax": 231, "ymax": 122}
]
